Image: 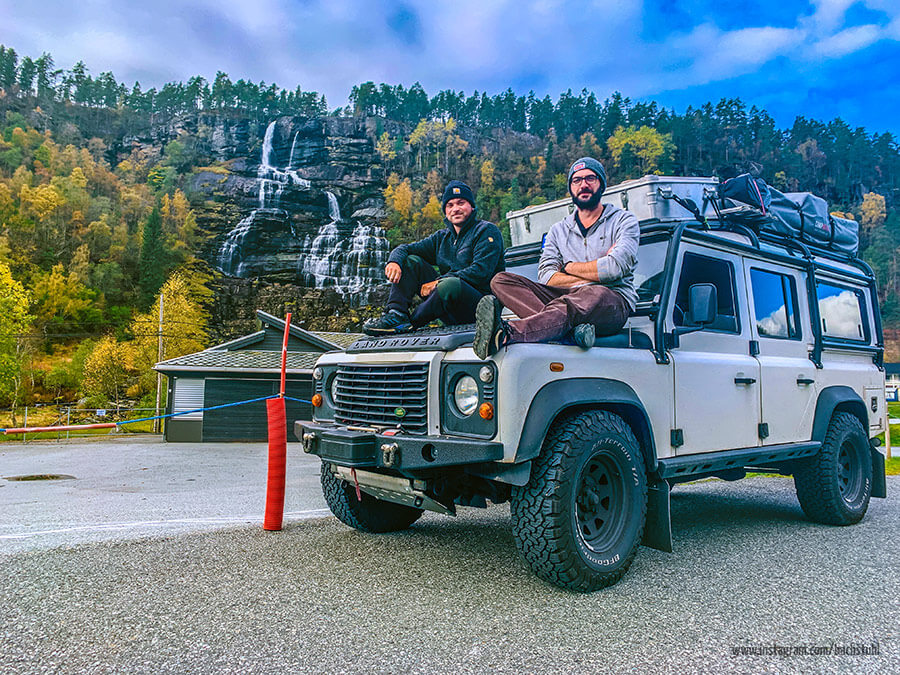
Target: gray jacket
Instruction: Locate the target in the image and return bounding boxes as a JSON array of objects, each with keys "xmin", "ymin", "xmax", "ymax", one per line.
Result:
[{"xmin": 537, "ymin": 203, "xmax": 640, "ymax": 311}]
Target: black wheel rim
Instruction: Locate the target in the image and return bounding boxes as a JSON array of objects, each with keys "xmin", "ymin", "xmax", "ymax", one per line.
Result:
[
  {"xmin": 574, "ymin": 450, "xmax": 626, "ymax": 553},
  {"xmin": 837, "ymin": 439, "xmax": 865, "ymax": 504}
]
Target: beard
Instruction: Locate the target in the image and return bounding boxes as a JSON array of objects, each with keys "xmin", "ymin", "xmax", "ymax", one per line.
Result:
[{"xmin": 571, "ymin": 187, "xmax": 603, "ymax": 210}]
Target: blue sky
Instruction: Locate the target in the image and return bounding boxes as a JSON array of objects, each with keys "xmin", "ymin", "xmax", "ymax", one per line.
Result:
[{"xmin": 2, "ymin": 0, "xmax": 899, "ymax": 134}]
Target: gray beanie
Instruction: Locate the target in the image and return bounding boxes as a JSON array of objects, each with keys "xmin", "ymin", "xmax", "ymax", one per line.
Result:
[{"xmin": 567, "ymin": 157, "xmax": 607, "ymax": 193}]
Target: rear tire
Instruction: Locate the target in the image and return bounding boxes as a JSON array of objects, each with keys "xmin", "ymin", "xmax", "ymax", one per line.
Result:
[
  {"xmin": 510, "ymin": 410, "xmax": 647, "ymax": 592},
  {"xmin": 794, "ymin": 412, "xmax": 872, "ymax": 525},
  {"xmin": 320, "ymin": 462, "xmax": 423, "ymax": 533}
]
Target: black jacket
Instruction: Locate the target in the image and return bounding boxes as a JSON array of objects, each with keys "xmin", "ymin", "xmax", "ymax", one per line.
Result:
[{"xmin": 387, "ymin": 215, "xmax": 505, "ymax": 294}]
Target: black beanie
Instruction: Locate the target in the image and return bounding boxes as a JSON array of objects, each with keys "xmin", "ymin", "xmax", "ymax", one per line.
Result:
[
  {"xmin": 567, "ymin": 157, "xmax": 607, "ymax": 194},
  {"xmin": 441, "ymin": 180, "xmax": 476, "ymax": 212}
]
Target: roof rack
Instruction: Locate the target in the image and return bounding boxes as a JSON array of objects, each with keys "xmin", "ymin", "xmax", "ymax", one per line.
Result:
[{"xmin": 641, "ymin": 219, "xmax": 883, "ymax": 369}]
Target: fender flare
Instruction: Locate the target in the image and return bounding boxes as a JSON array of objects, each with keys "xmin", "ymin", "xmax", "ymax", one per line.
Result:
[
  {"xmin": 811, "ymin": 385, "xmax": 868, "ymax": 443},
  {"xmin": 515, "ymin": 378, "xmax": 657, "ymax": 473}
]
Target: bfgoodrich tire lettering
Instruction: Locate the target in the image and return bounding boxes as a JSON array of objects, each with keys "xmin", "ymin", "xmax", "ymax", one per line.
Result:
[
  {"xmin": 793, "ymin": 412, "xmax": 872, "ymax": 525},
  {"xmin": 510, "ymin": 410, "xmax": 647, "ymax": 592},
  {"xmin": 320, "ymin": 462, "xmax": 423, "ymax": 533}
]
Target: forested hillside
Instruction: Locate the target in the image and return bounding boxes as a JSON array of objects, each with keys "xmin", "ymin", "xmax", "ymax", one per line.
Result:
[{"xmin": 1, "ymin": 44, "xmax": 899, "ymax": 419}]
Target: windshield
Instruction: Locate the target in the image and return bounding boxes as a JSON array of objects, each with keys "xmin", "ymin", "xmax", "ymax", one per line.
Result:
[{"xmin": 634, "ymin": 240, "xmax": 668, "ymax": 304}]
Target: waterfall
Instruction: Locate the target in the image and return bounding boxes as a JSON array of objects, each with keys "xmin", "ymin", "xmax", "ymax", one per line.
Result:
[
  {"xmin": 218, "ymin": 120, "xmax": 311, "ymax": 275},
  {"xmin": 217, "ymin": 214, "xmax": 253, "ymax": 277},
  {"xmin": 288, "ymin": 131, "xmax": 300, "ymax": 170},
  {"xmin": 299, "ymin": 194, "xmax": 390, "ymax": 299},
  {"xmin": 218, "ymin": 118, "xmax": 390, "ymax": 302},
  {"xmin": 326, "ymin": 191, "xmax": 341, "ymax": 221}
]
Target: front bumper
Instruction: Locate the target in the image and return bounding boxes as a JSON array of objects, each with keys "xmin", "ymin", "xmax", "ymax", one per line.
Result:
[{"xmin": 295, "ymin": 421, "xmax": 503, "ymax": 470}]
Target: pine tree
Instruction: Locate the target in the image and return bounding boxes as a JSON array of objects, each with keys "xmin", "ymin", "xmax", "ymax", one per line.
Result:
[{"xmin": 139, "ymin": 206, "xmax": 165, "ymax": 307}]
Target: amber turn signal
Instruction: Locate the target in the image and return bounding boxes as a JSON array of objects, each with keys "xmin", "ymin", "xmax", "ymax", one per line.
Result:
[
  {"xmin": 311, "ymin": 393, "xmax": 323, "ymax": 407},
  {"xmin": 479, "ymin": 402, "xmax": 494, "ymax": 420}
]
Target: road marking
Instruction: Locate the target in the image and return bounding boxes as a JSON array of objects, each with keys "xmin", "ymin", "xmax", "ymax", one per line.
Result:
[{"xmin": 0, "ymin": 509, "xmax": 332, "ymax": 540}]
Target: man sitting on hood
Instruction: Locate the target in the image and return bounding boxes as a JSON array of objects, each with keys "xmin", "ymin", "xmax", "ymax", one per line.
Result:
[
  {"xmin": 363, "ymin": 180, "xmax": 505, "ymax": 335},
  {"xmin": 473, "ymin": 157, "xmax": 639, "ymax": 358}
]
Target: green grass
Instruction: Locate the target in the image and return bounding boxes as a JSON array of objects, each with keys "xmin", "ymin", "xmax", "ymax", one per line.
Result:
[
  {"xmin": 0, "ymin": 417, "xmax": 158, "ymax": 442},
  {"xmin": 887, "ymin": 458, "xmax": 900, "ymax": 476}
]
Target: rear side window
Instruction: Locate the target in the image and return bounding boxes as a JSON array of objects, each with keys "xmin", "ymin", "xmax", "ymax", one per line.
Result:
[
  {"xmin": 674, "ymin": 252, "xmax": 740, "ymax": 333},
  {"xmin": 816, "ymin": 282, "xmax": 867, "ymax": 342},
  {"xmin": 750, "ymin": 268, "xmax": 801, "ymax": 339}
]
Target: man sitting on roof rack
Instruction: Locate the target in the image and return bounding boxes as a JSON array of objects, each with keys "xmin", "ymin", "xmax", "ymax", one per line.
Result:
[
  {"xmin": 473, "ymin": 157, "xmax": 639, "ymax": 359},
  {"xmin": 363, "ymin": 180, "xmax": 505, "ymax": 336}
]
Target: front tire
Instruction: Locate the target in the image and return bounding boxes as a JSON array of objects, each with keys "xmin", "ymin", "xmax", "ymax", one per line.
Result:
[
  {"xmin": 511, "ymin": 410, "xmax": 647, "ymax": 592},
  {"xmin": 794, "ymin": 412, "xmax": 872, "ymax": 525},
  {"xmin": 320, "ymin": 462, "xmax": 423, "ymax": 533}
]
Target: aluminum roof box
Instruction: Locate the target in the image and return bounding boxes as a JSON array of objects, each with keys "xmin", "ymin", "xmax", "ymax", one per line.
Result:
[{"xmin": 507, "ymin": 175, "xmax": 720, "ymax": 247}]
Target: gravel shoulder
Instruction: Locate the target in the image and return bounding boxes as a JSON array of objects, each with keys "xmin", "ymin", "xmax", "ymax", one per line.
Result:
[{"xmin": 2, "ymin": 465, "xmax": 898, "ymax": 674}]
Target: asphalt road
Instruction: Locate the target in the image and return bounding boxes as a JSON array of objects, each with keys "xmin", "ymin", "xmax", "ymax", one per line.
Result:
[{"xmin": 2, "ymin": 438, "xmax": 899, "ymax": 673}]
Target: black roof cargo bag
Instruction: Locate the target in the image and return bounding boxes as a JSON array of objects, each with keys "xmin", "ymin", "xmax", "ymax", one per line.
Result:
[{"xmin": 718, "ymin": 173, "xmax": 859, "ymax": 256}]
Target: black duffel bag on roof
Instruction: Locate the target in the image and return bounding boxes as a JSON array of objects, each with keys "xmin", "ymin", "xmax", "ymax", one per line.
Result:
[{"xmin": 718, "ymin": 173, "xmax": 859, "ymax": 256}]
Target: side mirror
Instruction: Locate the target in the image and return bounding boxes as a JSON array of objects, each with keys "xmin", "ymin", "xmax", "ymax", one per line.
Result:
[
  {"xmin": 666, "ymin": 283, "xmax": 719, "ymax": 349},
  {"xmin": 688, "ymin": 283, "xmax": 717, "ymax": 326}
]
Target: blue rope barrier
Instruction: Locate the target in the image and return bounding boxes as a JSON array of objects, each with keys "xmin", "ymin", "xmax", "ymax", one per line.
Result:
[
  {"xmin": 117, "ymin": 394, "xmax": 282, "ymax": 426},
  {"xmin": 5, "ymin": 393, "xmax": 314, "ymax": 435}
]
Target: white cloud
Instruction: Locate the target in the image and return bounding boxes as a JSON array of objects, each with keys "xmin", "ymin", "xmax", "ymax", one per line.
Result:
[
  {"xmin": 808, "ymin": 0, "xmax": 857, "ymax": 34},
  {"xmin": 0, "ymin": 0, "xmax": 897, "ymax": 111},
  {"xmin": 666, "ymin": 24, "xmax": 801, "ymax": 84},
  {"xmin": 758, "ymin": 306, "xmax": 789, "ymax": 338},
  {"xmin": 811, "ymin": 24, "xmax": 883, "ymax": 58},
  {"xmin": 819, "ymin": 291, "xmax": 864, "ymax": 339}
]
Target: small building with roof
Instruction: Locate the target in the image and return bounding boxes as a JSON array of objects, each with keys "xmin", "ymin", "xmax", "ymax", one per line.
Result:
[
  {"xmin": 885, "ymin": 363, "xmax": 900, "ymax": 402},
  {"xmin": 154, "ymin": 310, "xmax": 363, "ymax": 442}
]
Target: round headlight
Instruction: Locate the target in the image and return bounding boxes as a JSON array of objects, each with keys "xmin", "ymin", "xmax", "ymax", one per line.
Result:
[
  {"xmin": 329, "ymin": 375, "xmax": 339, "ymax": 404},
  {"xmin": 478, "ymin": 365, "xmax": 493, "ymax": 383},
  {"xmin": 313, "ymin": 367, "xmax": 323, "ymax": 381},
  {"xmin": 453, "ymin": 375, "xmax": 479, "ymax": 416}
]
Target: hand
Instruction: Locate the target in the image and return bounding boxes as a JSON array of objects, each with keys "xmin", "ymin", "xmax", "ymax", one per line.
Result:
[
  {"xmin": 420, "ymin": 280, "xmax": 438, "ymax": 297},
  {"xmin": 385, "ymin": 262, "xmax": 402, "ymax": 283}
]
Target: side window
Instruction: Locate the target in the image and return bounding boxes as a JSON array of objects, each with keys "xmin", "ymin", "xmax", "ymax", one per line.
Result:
[
  {"xmin": 750, "ymin": 268, "xmax": 801, "ymax": 339},
  {"xmin": 816, "ymin": 282, "xmax": 868, "ymax": 342},
  {"xmin": 673, "ymin": 252, "xmax": 740, "ymax": 333}
]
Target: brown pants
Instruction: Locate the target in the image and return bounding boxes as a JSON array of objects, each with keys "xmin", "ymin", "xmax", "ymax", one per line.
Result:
[{"xmin": 490, "ymin": 272, "xmax": 629, "ymax": 344}]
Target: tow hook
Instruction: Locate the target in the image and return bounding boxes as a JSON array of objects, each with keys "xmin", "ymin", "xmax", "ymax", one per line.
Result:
[
  {"xmin": 381, "ymin": 442, "xmax": 400, "ymax": 467},
  {"xmin": 302, "ymin": 432, "xmax": 317, "ymax": 454}
]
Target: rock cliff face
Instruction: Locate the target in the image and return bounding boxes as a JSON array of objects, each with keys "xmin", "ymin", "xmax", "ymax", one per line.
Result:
[
  {"xmin": 113, "ymin": 111, "xmax": 399, "ymax": 335},
  {"xmin": 183, "ymin": 116, "xmax": 391, "ymax": 305}
]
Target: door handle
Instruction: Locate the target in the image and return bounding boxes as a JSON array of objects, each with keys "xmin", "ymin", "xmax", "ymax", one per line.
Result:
[
  {"xmin": 734, "ymin": 376, "xmax": 756, "ymax": 385},
  {"xmin": 796, "ymin": 377, "xmax": 815, "ymax": 386}
]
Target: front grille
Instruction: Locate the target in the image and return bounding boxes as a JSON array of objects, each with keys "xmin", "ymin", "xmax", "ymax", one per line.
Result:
[{"xmin": 333, "ymin": 363, "xmax": 429, "ymax": 434}]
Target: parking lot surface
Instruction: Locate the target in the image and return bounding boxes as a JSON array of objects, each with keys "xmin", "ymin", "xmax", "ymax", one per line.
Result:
[{"xmin": 2, "ymin": 438, "xmax": 898, "ymax": 673}]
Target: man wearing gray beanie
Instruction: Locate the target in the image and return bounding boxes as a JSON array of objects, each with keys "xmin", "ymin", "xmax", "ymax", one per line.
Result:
[
  {"xmin": 473, "ymin": 157, "xmax": 639, "ymax": 358},
  {"xmin": 364, "ymin": 180, "xmax": 505, "ymax": 335}
]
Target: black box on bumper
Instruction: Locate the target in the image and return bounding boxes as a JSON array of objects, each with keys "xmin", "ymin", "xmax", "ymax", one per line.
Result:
[{"xmin": 295, "ymin": 421, "xmax": 503, "ymax": 469}]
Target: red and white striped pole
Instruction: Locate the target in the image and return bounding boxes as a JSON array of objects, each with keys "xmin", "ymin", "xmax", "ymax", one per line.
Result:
[{"xmin": 263, "ymin": 312, "xmax": 291, "ymax": 531}]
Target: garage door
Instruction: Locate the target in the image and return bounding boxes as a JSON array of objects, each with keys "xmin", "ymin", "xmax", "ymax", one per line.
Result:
[{"xmin": 202, "ymin": 378, "xmax": 313, "ymax": 442}]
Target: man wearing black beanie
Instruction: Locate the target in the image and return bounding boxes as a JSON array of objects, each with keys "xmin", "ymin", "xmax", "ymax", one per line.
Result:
[{"xmin": 363, "ymin": 180, "xmax": 505, "ymax": 335}]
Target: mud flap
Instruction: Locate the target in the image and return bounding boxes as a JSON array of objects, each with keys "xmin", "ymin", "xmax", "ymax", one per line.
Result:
[
  {"xmin": 872, "ymin": 449, "xmax": 886, "ymax": 499},
  {"xmin": 642, "ymin": 480, "xmax": 673, "ymax": 553}
]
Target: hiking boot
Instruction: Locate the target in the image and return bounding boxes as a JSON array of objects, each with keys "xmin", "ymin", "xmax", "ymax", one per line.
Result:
[
  {"xmin": 573, "ymin": 323, "xmax": 595, "ymax": 349},
  {"xmin": 362, "ymin": 309, "xmax": 412, "ymax": 335},
  {"xmin": 473, "ymin": 295, "xmax": 507, "ymax": 359}
]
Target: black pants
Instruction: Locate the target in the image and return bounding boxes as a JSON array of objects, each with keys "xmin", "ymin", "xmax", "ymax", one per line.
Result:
[{"xmin": 387, "ymin": 255, "xmax": 484, "ymax": 327}]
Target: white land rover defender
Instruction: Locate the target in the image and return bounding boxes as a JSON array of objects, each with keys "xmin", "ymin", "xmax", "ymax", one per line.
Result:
[{"xmin": 296, "ymin": 175, "xmax": 887, "ymax": 592}]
